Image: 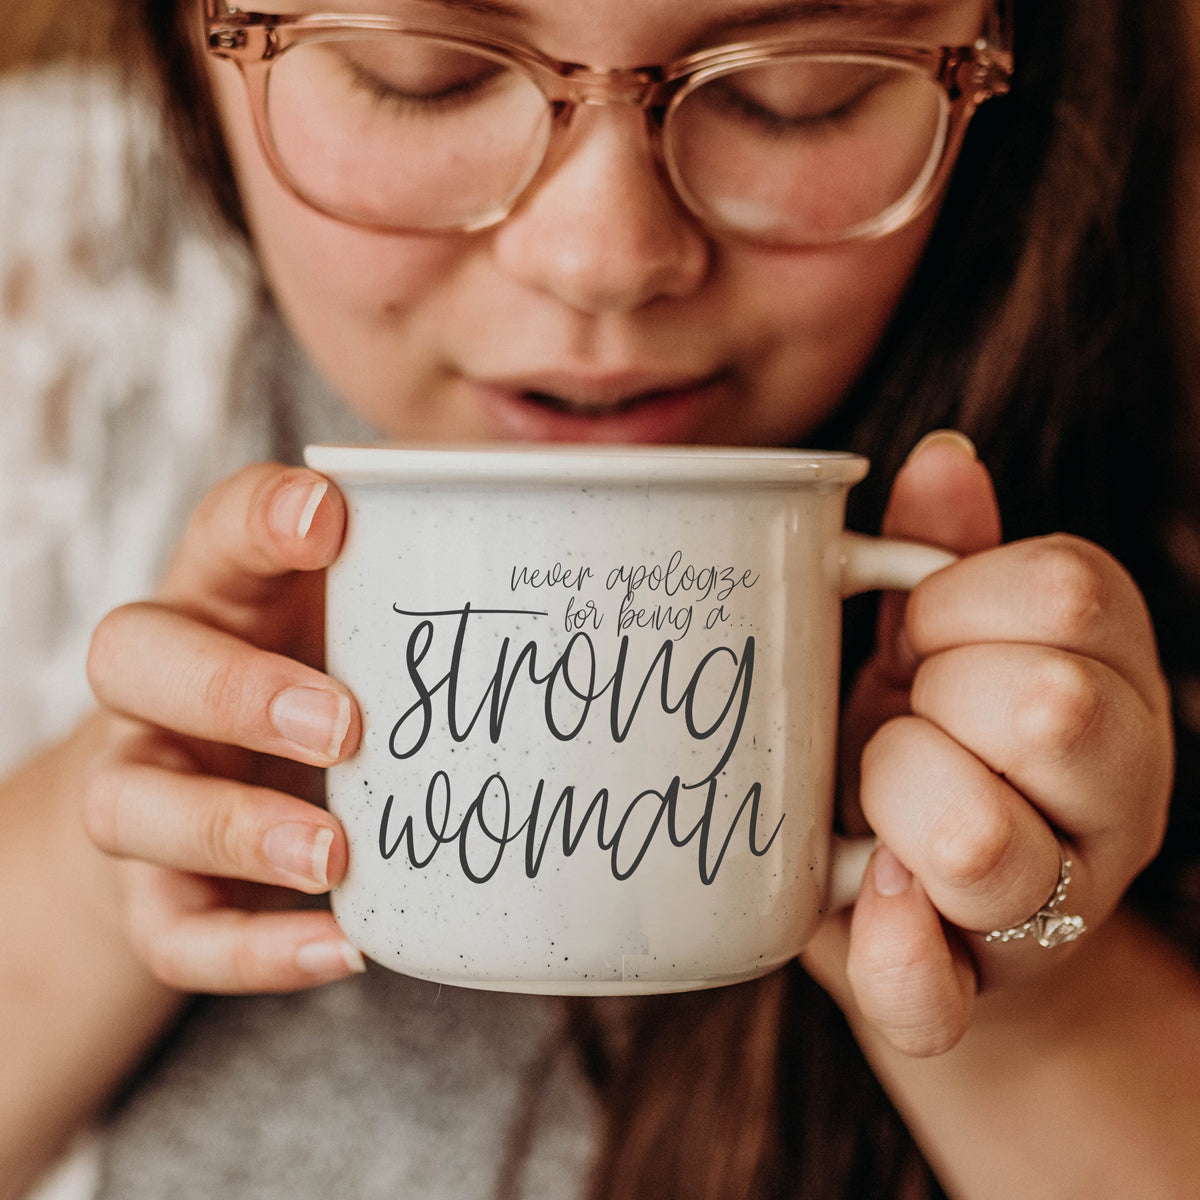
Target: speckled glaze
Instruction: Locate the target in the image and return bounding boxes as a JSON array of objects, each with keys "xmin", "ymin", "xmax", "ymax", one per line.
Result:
[{"xmin": 304, "ymin": 444, "xmax": 951, "ymax": 994}]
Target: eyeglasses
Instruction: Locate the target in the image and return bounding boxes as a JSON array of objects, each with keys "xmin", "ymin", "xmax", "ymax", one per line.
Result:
[{"xmin": 204, "ymin": 1, "xmax": 1013, "ymax": 247}]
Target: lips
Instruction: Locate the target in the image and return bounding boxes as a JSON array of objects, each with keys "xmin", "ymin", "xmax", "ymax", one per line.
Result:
[
  {"xmin": 471, "ymin": 370, "xmax": 729, "ymax": 444},
  {"xmin": 522, "ymin": 385, "xmax": 680, "ymax": 416}
]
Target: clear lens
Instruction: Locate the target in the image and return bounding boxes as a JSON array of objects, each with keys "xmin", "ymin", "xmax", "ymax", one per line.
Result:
[
  {"xmin": 261, "ymin": 37, "xmax": 950, "ymax": 241},
  {"xmin": 666, "ymin": 56, "xmax": 949, "ymax": 243},
  {"xmin": 265, "ymin": 33, "xmax": 552, "ymax": 229}
]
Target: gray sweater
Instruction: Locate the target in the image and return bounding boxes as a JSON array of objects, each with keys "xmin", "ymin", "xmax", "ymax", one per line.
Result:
[
  {"xmin": 98, "ymin": 969, "xmax": 598, "ymax": 1199},
  {"xmin": 2, "ymin": 66, "xmax": 600, "ymax": 1199}
]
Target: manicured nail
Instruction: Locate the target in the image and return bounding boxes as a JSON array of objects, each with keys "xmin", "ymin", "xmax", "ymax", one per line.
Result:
[
  {"xmin": 872, "ymin": 846, "xmax": 913, "ymax": 897},
  {"xmin": 262, "ymin": 823, "xmax": 335, "ymax": 887},
  {"xmin": 296, "ymin": 938, "xmax": 366, "ymax": 978},
  {"xmin": 272, "ymin": 479, "xmax": 328, "ymax": 540},
  {"xmin": 905, "ymin": 429, "xmax": 977, "ymax": 465},
  {"xmin": 269, "ymin": 686, "xmax": 351, "ymax": 760}
]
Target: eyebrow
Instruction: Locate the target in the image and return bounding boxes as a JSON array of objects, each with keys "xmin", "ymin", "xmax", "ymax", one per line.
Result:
[
  {"xmin": 709, "ymin": 1, "xmax": 941, "ymax": 26},
  {"xmin": 408, "ymin": 0, "xmax": 942, "ymax": 23},
  {"xmin": 405, "ymin": 0, "xmax": 526, "ymax": 14}
]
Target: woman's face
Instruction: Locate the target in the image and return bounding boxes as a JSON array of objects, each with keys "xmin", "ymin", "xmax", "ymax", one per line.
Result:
[{"xmin": 205, "ymin": 0, "xmax": 989, "ymax": 445}]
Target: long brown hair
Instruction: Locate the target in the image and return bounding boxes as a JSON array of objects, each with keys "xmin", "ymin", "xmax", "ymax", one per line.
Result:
[
  {"xmin": 0, "ymin": 0, "xmax": 114, "ymax": 72},
  {"xmin": 581, "ymin": 3, "xmax": 1200, "ymax": 1195},
  {"xmin": 588, "ymin": 5, "xmax": 1200, "ymax": 1194},
  {"xmin": 53, "ymin": 0, "xmax": 1200, "ymax": 1195}
]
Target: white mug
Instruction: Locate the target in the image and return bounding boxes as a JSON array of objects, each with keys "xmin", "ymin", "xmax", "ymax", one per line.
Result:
[{"xmin": 304, "ymin": 444, "xmax": 954, "ymax": 995}]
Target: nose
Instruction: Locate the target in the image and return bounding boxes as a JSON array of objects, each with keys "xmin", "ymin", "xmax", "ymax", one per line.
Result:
[{"xmin": 490, "ymin": 105, "xmax": 712, "ymax": 314}]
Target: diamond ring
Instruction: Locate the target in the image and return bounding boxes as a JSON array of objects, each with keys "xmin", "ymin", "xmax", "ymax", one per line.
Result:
[{"xmin": 984, "ymin": 848, "xmax": 1087, "ymax": 948}]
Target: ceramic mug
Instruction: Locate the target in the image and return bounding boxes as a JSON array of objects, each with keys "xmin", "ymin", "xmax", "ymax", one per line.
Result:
[{"xmin": 303, "ymin": 444, "xmax": 955, "ymax": 995}]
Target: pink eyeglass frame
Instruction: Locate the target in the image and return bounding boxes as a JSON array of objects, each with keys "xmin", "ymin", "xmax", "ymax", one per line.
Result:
[{"xmin": 202, "ymin": 0, "xmax": 1014, "ymax": 245}]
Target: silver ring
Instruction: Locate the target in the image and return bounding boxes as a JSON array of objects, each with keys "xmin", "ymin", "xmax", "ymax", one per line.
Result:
[{"xmin": 984, "ymin": 849, "xmax": 1087, "ymax": 948}]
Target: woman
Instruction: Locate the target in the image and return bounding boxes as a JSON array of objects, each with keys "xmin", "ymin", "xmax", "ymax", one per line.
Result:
[{"xmin": 3, "ymin": 1, "xmax": 1199, "ymax": 1197}]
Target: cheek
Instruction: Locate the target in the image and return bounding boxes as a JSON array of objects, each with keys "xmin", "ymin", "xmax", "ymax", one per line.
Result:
[
  {"xmin": 718, "ymin": 216, "xmax": 937, "ymax": 442},
  {"xmin": 749, "ymin": 220, "xmax": 932, "ymax": 341},
  {"xmin": 255, "ymin": 209, "xmax": 457, "ymax": 329},
  {"xmin": 208, "ymin": 58, "xmax": 461, "ymax": 324}
]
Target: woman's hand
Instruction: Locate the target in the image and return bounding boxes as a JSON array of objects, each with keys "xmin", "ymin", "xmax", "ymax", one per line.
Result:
[
  {"xmin": 84, "ymin": 463, "xmax": 366, "ymax": 994},
  {"xmin": 805, "ymin": 432, "xmax": 1174, "ymax": 1057}
]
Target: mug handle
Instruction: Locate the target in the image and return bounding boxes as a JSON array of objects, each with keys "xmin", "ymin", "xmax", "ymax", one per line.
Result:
[{"xmin": 827, "ymin": 532, "xmax": 959, "ymax": 911}]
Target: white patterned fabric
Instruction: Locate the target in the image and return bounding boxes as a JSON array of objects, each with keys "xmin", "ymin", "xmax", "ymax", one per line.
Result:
[
  {"xmin": 3, "ymin": 65, "xmax": 600, "ymax": 1200},
  {"xmin": 0, "ymin": 65, "xmax": 270, "ymax": 773}
]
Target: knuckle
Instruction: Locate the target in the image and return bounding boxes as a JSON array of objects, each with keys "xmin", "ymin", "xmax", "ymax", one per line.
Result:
[
  {"xmin": 926, "ymin": 799, "xmax": 1015, "ymax": 894},
  {"xmin": 1135, "ymin": 824, "xmax": 1166, "ymax": 879},
  {"xmin": 140, "ymin": 936, "xmax": 190, "ymax": 991},
  {"xmin": 195, "ymin": 654, "xmax": 258, "ymax": 730},
  {"xmin": 195, "ymin": 802, "xmax": 249, "ymax": 874},
  {"xmin": 846, "ymin": 949, "xmax": 969, "ymax": 1059},
  {"xmin": 861, "ymin": 998, "xmax": 966, "ymax": 1059},
  {"xmin": 85, "ymin": 615, "xmax": 116, "ymax": 691},
  {"xmin": 229, "ymin": 925, "xmax": 271, "ymax": 990},
  {"xmin": 81, "ymin": 767, "xmax": 123, "ymax": 855},
  {"xmin": 187, "ymin": 465, "xmax": 261, "ymax": 537},
  {"xmin": 86, "ymin": 603, "xmax": 145, "ymax": 698},
  {"xmin": 1134, "ymin": 773, "xmax": 1172, "ymax": 872},
  {"xmin": 1008, "ymin": 654, "xmax": 1103, "ymax": 764},
  {"xmin": 860, "ymin": 714, "xmax": 921, "ymax": 777},
  {"xmin": 125, "ymin": 907, "xmax": 187, "ymax": 990},
  {"xmin": 202, "ymin": 462, "xmax": 315, "ymax": 562},
  {"xmin": 847, "ymin": 934, "xmax": 917, "ymax": 994},
  {"xmin": 858, "ymin": 716, "xmax": 922, "ymax": 820},
  {"xmin": 121, "ymin": 869, "xmax": 194, "ymax": 990},
  {"xmin": 1026, "ymin": 536, "xmax": 1107, "ymax": 642},
  {"xmin": 1144, "ymin": 808, "xmax": 1170, "ymax": 869},
  {"xmin": 892, "ymin": 1014, "xmax": 968, "ymax": 1060}
]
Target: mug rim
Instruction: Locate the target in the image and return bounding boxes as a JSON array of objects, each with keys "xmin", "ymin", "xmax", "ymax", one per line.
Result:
[{"xmin": 303, "ymin": 442, "xmax": 870, "ymax": 487}]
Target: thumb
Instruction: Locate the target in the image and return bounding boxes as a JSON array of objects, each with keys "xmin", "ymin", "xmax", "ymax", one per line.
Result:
[
  {"xmin": 874, "ymin": 430, "xmax": 1002, "ymax": 683},
  {"xmin": 881, "ymin": 429, "xmax": 1002, "ymax": 554},
  {"xmin": 837, "ymin": 431, "xmax": 1001, "ymax": 830}
]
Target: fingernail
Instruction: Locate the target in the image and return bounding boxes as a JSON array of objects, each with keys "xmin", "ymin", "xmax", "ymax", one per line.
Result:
[
  {"xmin": 272, "ymin": 479, "xmax": 328, "ymax": 540},
  {"xmin": 262, "ymin": 823, "xmax": 335, "ymax": 887},
  {"xmin": 872, "ymin": 846, "xmax": 913, "ymax": 897},
  {"xmin": 269, "ymin": 686, "xmax": 351, "ymax": 760},
  {"xmin": 905, "ymin": 429, "xmax": 977, "ymax": 465},
  {"xmin": 296, "ymin": 937, "xmax": 366, "ymax": 978}
]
